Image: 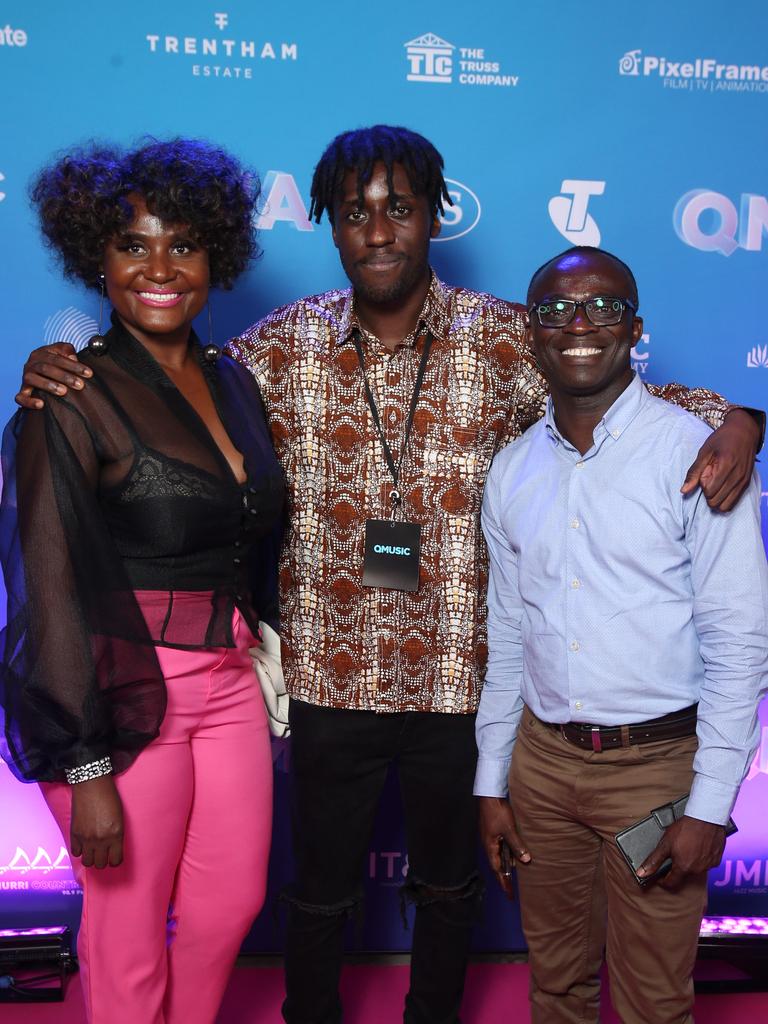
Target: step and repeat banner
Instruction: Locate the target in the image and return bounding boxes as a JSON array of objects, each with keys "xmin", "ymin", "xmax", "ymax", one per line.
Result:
[{"xmin": 1, "ymin": 1, "xmax": 767, "ymax": 952}]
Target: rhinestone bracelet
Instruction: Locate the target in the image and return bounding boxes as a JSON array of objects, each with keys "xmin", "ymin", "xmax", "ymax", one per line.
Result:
[{"xmin": 64, "ymin": 756, "xmax": 113, "ymax": 785}]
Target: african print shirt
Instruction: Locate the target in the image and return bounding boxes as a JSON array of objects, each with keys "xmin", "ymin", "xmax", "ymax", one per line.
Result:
[{"xmin": 228, "ymin": 273, "xmax": 730, "ymax": 714}]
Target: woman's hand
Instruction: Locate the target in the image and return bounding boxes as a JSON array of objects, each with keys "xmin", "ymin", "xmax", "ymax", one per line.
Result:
[
  {"xmin": 16, "ymin": 343, "xmax": 92, "ymax": 410},
  {"xmin": 70, "ymin": 774, "xmax": 124, "ymax": 868}
]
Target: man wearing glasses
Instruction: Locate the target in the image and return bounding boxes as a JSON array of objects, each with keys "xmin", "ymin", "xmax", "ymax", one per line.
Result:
[{"xmin": 475, "ymin": 246, "xmax": 768, "ymax": 1024}]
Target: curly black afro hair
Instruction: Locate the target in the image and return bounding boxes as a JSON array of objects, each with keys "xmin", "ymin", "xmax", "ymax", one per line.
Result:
[{"xmin": 30, "ymin": 138, "xmax": 260, "ymax": 290}]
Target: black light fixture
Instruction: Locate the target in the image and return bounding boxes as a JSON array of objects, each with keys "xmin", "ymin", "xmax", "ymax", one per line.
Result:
[{"xmin": 0, "ymin": 926, "xmax": 76, "ymax": 1002}]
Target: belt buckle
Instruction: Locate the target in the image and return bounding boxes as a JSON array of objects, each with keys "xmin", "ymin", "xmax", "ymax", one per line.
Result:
[{"xmin": 591, "ymin": 727, "xmax": 603, "ymax": 753}]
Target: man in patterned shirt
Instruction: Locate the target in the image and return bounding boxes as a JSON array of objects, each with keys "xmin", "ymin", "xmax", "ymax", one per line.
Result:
[{"xmin": 18, "ymin": 126, "xmax": 764, "ymax": 1024}]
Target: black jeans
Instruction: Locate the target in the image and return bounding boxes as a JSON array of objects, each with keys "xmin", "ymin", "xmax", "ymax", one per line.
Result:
[{"xmin": 281, "ymin": 700, "xmax": 482, "ymax": 1024}]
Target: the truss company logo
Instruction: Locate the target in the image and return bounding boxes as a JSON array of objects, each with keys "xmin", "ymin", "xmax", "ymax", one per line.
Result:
[
  {"xmin": 0, "ymin": 846, "xmax": 70, "ymax": 875},
  {"xmin": 146, "ymin": 11, "xmax": 298, "ymax": 81},
  {"xmin": 435, "ymin": 179, "xmax": 481, "ymax": 242},
  {"xmin": 548, "ymin": 180, "xmax": 605, "ymax": 246},
  {"xmin": 404, "ymin": 32, "xmax": 518, "ymax": 88},
  {"xmin": 619, "ymin": 48, "xmax": 768, "ymax": 94},
  {"xmin": 674, "ymin": 190, "xmax": 768, "ymax": 256},
  {"xmin": 44, "ymin": 308, "xmax": 98, "ymax": 351},
  {"xmin": 0, "ymin": 24, "xmax": 28, "ymax": 47},
  {"xmin": 747, "ymin": 345, "xmax": 768, "ymax": 368}
]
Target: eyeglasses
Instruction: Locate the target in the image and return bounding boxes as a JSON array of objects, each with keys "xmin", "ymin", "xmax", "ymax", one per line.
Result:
[{"xmin": 529, "ymin": 296, "xmax": 637, "ymax": 328}]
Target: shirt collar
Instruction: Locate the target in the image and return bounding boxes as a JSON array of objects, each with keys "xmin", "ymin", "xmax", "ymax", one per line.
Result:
[
  {"xmin": 545, "ymin": 372, "xmax": 648, "ymax": 450},
  {"xmin": 337, "ymin": 270, "xmax": 450, "ymax": 348}
]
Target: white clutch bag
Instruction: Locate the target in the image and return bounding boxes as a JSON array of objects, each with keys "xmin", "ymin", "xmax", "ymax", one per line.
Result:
[{"xmin": 250, "ymin": 621, "xmax": 290, "ymax": 737}]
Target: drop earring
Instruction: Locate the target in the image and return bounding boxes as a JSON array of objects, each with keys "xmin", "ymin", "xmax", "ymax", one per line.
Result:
[
  {"xmin": 203, "ymin": 300, "xmax": 221, "ymax": 363},
  {"xmin": 87, "ymin": 273, "xmax": 109, "ymax": 355}
]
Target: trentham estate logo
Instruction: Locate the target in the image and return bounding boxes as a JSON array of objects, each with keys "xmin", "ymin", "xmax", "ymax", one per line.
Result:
[
  {"xmin": 674, "ymin": 189, "xmax": 768, "ymax": 256},
  {"xmin": 548, "ymin": 180, "xmax": 606, "ymax": 246},
  {"xmin": 146, "ymin": 11, "xmax": 298, "ymax": 81},
  {"xmin": 747, "ymin": 345, "xmax": 768, "ymax": 369},
  {"xmin": 619, "ymin": 48, "xmax": 768, "ymax": 93},
  {"xmin": 404, "ymin": 32, "xmax": 518, "ymax": 88},
  {"xmin": 44, "ymin": 308, "xmax": 99, "ymax": 351}
]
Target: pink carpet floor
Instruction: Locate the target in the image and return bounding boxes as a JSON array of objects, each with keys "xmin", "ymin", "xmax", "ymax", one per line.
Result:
[{"xmin": 3, "ymin": 961, "xmax": 767, "ymax": 1022}]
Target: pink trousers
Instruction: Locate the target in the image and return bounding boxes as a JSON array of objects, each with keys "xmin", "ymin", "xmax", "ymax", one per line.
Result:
[{"xmin": 42, "ymin": 602, "xmax": 273, "ymax": 1024}]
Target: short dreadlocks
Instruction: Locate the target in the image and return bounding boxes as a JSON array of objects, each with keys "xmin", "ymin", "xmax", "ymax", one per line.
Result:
[{"xmin": 308, "ymin": 125, "xmax": 452, "ymax": 225}]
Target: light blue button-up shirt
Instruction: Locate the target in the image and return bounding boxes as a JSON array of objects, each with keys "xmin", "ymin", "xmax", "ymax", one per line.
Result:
[{"xmin": 474, "ymin": 373, "xmax": 768, "ymax": 824}]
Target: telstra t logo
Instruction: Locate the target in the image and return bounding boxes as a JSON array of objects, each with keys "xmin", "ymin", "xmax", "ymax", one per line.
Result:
[{"xmin": 548, "ymin": 180, "xmax": 606, "ymax": 246}]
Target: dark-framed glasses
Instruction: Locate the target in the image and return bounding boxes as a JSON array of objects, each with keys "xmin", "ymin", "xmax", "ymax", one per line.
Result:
[{"xmin": 529, "ymin": 296, "xmax": 637, "ymax": 328}]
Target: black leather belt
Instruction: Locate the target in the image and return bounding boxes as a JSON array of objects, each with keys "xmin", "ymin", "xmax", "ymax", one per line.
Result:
[{"xmin": 544, "ymin": 704, "xmax": 698, "ymax": 752}]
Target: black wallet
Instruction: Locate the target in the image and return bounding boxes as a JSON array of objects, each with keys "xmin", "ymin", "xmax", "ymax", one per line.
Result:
[{"xmin": 615, "ymin": 794, "xmax": 737, "ymax": 886}]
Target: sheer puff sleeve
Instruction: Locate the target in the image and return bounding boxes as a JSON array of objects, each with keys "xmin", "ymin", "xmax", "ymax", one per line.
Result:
[{"xmin": 0, "ymin": 393, "xmax": 166, "ymax": 783}]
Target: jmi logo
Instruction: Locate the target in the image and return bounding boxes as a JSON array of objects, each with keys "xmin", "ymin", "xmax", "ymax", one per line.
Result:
[
  {"xmin": 404, "ymin": 33, "xmax": 518, "ymax": 88},
  {"xmin": 713, "ymin": 859, "xmax": 768, "ymax": 888}
]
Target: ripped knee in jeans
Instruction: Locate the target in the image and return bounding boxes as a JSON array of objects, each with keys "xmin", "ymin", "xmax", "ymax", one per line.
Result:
[{"xmin": 399, "ymin": 872, "xmax": 485, "ymax": 928}]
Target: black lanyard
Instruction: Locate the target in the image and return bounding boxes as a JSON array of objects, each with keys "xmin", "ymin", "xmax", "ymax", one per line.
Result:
[{"xmin": 350, "ymin": 328, "xmax": 434, "ymax": 511}]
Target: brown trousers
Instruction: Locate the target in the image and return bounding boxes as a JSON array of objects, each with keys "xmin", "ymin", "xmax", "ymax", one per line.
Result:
[{"xmin": 510, "ymin": 706, "xmax": 708, "ymax": 1024}]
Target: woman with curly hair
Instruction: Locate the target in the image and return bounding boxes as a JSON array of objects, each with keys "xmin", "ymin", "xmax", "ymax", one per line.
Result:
[{"xmin": 0, "ymin": 139, "xmax": 284, "ymax": 1023}]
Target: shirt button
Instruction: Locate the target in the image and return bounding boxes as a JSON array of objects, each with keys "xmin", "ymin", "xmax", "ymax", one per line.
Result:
[
  {"xmin": 234, "ymin": 540, "xmax": 242, "ymax": 548},
  {"xmin": 575, "ymin": 461, "xmax": 585, "ymax": 470},
  {"xmin": 611, "ymin": 429, "xmax": 620, "ymax": 439},
  {"xmin": 571, "ymin": 578, "xmax": 581, "ymax": 589},
  {"xmin": 233, "ymin": 557, "xmax": 242, "ymax": 566},
  {"xmin": 249, "ymin": 486, "xmax": 258, "ymax": 494},
  {"xmin": 574, "ymin": 701, "xmax": 583, "ymax": 711},
  {"xmin": 249, "ymin": 508, "xmax": 258, "ymax": 516},
  {"xmin": 235, "ymin": 593, "xmax": 243, "ymax": 601},
  {"xmin": 570, "ymin": 640, "xmax": 580, "ymax": 652},
  {"xmin": 570, "ymin": 518, "xmax": 580, "ymax": 529}
]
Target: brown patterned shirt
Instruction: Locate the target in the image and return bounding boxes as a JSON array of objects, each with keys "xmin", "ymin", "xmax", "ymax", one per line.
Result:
[{"xmin": 228, "ymin": 274, "xmax": 730, "ymax": 715}]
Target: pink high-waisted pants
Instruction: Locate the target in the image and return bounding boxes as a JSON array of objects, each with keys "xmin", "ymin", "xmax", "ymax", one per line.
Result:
[{"xmin": 42, "ymin": 600, "xmax": 272, "ymax": 1024}]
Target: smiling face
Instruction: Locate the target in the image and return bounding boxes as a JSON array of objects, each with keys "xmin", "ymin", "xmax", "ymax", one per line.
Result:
[
  {"xmin": 331, "ymin": 161, "xmax": 441, "ymax": 306},
  {"xmin": 527, "ymin": 250, "xmax": 643, "ymax": 400},
  {"xmin": 101, "ymin": 194, "xmax": 210, "ymax": 347}
]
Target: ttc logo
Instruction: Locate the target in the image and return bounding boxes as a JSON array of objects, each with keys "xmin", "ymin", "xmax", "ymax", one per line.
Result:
[
  {"xmin": 405, "ymin": 33, "xmax": 454, "ymax": 83},
  {"xmin": 548, "ymin": 180, "xmax": 605, "ymax": 246}
]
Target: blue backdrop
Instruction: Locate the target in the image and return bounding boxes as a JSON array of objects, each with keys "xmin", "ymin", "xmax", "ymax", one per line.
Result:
[{"xmin": 1, "ymin": 0, "xmax": 767, "ymax": 952}]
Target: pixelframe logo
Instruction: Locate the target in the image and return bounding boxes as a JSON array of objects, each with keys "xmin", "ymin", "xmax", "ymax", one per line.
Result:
[
  {"xmin": 619, "ymin": 49, "xmax": 768, "ymax": 94},
  {"xmin": 435, "ymin": 179, "xmax": 481, "ymax": 242},
  {"xmin": 145, "ymin": 11, "xmax": 298, "ymax": 81},
  {"xmin": 548, "ymin": 180, "xmax": 605, "ymax": 246},
  {"xmin": 404, "ymin": 32, "xmax": 518, "ymax": 88},
  {"xmin": 674, "ymin": 190, "xmax": 768, "ymax": 256}
]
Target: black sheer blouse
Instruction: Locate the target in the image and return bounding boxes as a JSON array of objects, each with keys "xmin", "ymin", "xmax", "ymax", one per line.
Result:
[{"xmin": 0, "ymin": 317, "xmax": 285, "ymax": 783}]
